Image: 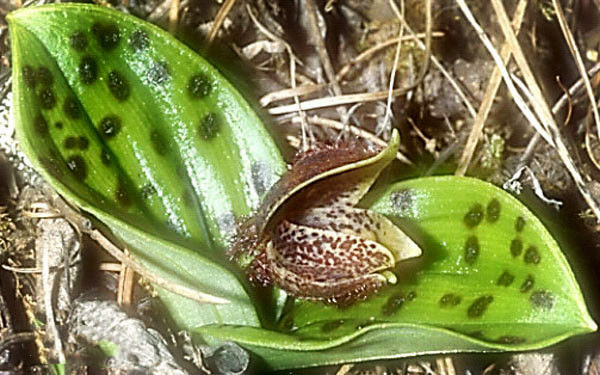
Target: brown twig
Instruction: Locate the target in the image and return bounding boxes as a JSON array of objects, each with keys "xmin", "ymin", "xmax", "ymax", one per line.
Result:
[
  {"xmin": 455, "ymin": 0, "xmax": 527, "ymax": 176},
  {"xmin": 207, "ymin": 0, "xmax": 237, "ymax": 43},
  {"xmin": 167, "ymin": 0, "xmax": 180, "ymax": 34},
  {"xmin": 553, "ymin": 0, "xmax": 600, "ymax": 143},
  {"xmin": 117, "ymin": 264, "xmax": 135, "ymax": 307},
  {"xmin": 555, "ymin": 76, "xmax": 573, "ymax": 126}
]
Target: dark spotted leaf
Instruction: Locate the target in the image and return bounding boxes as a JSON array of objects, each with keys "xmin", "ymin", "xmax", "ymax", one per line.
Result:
[
  {"xmin": 8, "ymin": 4, "xmax": 285, "ymax": 328},
  {"xmin": 198, "ymin": 177, "xmax": 596, "ymax": 369}
]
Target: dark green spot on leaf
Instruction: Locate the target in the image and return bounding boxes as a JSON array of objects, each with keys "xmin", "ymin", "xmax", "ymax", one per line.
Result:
[
  {"xmin": 38, "ymin": 88, "xmax": 56, "ymax": 109},
  {"xmin": 464, "ymin": 203, "xmax": 483, "ymax": 228},
  {"xmin": 141, "ymin": 183, "xmax": 157, "ymax": 199},
  {"xmin": 79, "ymin": 56, "xmax": 98, "ymax": 84},
  {"xmin": 115, "ymin": 178, "xmax": 133, "ymax": 207},
  {"xmin": 107, "ymin": 71, "xmax": 130, "ymax": 101},
  {"xmin": 63, "ymin": 96, "xmax": 81, "ymax": 119},
  {"xmin": 33, "ymin": 114, "xmax": 48, "ymax": 134},
  {"xmin": 467, "ymin": 295, "xmax": 493, "ymax": 318},
  {"xmin": 515, "ymin": 216, "xmax": 525, "ymax": 232},
  {"xmin": 524, "ymin": 246, "xmax": 541, "ymax": 265},
  {"xmin": 530, "ymin": 290, "xmax": 555, "ymax": 310},
  {"xmin": 150, "ymin": 129, "xmax": 169, "ymax": 155},
  {"xmin": 66, "ymin": 155, "xmax": 87, "ymax": 180},
  {"xmin": 36, "ymin": 66, "xmax": 53, "ymax": 87},
  {"xmin": 100, "ymin": 149, "xmax": 111, "ymax": 165},
  {"xmin": 99, "ymin": 115, "xmax": 121, "ymax": 139},
  {"xmin": 129, "ymin": 29, "xmax": 149, "ymax": 52},
  {"xmin": 510, "ymin": 238, "xmax": 523, "ymax": 257},
  {"xmin": 520, "ymin": 274, "xmax": 534, "ymax": 293},
  {"xmin": 198, "ymin": 113, "xmax": 219, "ymax": 140},
  {"xmin": 188, "ymin": 73, "xmax": 211, "ymax": 98},
  {"xmin": 496, "ymin": 271, "xmax": 515, "ymax": 287},
  {"xmin": 64, "ymin": 136, "xmax": 77, "ymax": 149},
  {"xmin": 70, "ymin": 31, "xmax": 88, "ymax": 51},
  {"xmin": 464, "ymin": 235, "xmax": 479, "ymax": 264},
  {"xmin": 22, "ymin": 65, "xmax": 36, "ymax": 88},
  {"xmin": 321, "ymin": 320, "xmax": 345, "ymax": 333},
  {"xmin": 494, "ymin": 336, "xmax": 526, "ymax": 344},
  {"xmin": 78, "ymin": 136, "xmax": 89, "ymax": 150},
  {"xmin": 91, "ymin": 21, "xmax": 120, "ymax": 50},
  {"xmin": 382, "ymin": 292, "xmax": 406, "ymax": 316},
  {"xmin": 55, "ymin": 121, "xmax": 63, "ymax": 130},
  {"xmin": 486, "ymin": 198, "xmax": 500, "ymax": 222},
  {"xmin": 439, "ymin": 293, "xmax": 462, "ymax": 307},
  {"xmin": 39, "ymin": 157, "xmax": 63, "ymax": 178},
  {"xmin": 147, "ymin": 61, "xmax": 169, "ymax": 85}
]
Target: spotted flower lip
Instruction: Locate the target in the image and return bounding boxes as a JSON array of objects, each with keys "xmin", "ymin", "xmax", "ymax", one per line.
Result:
[{"xmin": 232, "ymin": 129, "xmax": 422, "ymax": 304}]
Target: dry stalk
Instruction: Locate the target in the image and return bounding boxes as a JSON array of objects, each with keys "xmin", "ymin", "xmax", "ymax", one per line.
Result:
[
  {"xmin": 41, "ymin": 233, "xmax": 65, "ymax": 364},
  {"xmin": 260, "ymin": 83, "xmax": 326, "ymax": 107},
  {"xmin": 206, "ymin": 0, "xmax": 237, "ymax": 43},
  {"xmin": 455, "ymin": 0, "xmax": 528, "ymax": 176},
  {"xmin": 380, "ymin": 0, "xmax": 406, "ymax": 137},
  {"xmin": 552, "ymin": 0, "xmax": 600, "ymax": 153},
  {"xmin": 167, "ymin": 0, "xmax": 180, "ymax": 34},
  {"xmin": 117, "ymin": 264, "xmax": 135, "ymax": 307}
]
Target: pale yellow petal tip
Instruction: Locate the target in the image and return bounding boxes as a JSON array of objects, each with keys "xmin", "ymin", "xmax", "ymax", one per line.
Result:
[{"xmin": 382, "ymin": 270, "xmax": 398, "ymax": 284}]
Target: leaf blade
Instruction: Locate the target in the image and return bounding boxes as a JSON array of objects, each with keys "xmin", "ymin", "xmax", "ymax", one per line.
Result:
[{"xmin": 198, "ymin": 176, "xmax": 596, "ymax": 368}]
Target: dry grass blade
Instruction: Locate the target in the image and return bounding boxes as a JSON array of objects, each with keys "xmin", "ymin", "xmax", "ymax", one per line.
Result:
[
  {"xmin": 260, "ymin": 83, "xmax": 325, "ymax": 107},
  {"xmin": 455, "ymin": 0, "xmax": 528, "ymax": 176},
  {"xmin": 380, "ymin": 0, "xmax": 406, "ymax": 137},
  {"xmin": 207, "ymin": 0, "xmax": 237, "ymax": 43},
  {"xmin": 167, "ymin": 0, "xmax": 180, "ymax": 34},
  {"xmin": 90, "ymin": 230, "xmax": 229, "ymax": 304}
]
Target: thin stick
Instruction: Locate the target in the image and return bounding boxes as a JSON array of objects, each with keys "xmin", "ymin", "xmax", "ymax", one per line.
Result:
[
  {"xmin": 41, "ymin": 236, "xmax": 65, "ymax": 364},
  {"xmin": 168, "ymin": 0, "xmax": 180, "ymax": 34},
  {"xmin": 90, "ymin": 230, "xmax": 229, "ymax": 305},
  {"xmin": 259, "ymin": 83, "xmax": 326, "ymax": 107},
  {"xmin": 455, "ymin": 0, "xmax": 528, "ymax": 176},
  {"xmin": 207, "ymin": 0, "xmax": 237, "ymax": 43},
  {"xmin": 269, "ymin": 88, "xmax": 416, "ymax": 115},
  {"xmin": 552, "ymin": 0, "xmax": 600, "ymax": 149},
  {"xmin": 380, "ymin": 0, "xmax": 406, "ymax": 137}
]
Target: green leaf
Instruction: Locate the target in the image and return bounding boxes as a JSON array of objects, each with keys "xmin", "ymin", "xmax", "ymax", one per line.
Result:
[
  {"xmin": 8, "ymin": 3, "xmax": 285, "ymax": 327},
  {"xmin": 198, "ymin": 176, "xmax": 597, "ymax": 369}
]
